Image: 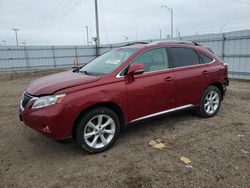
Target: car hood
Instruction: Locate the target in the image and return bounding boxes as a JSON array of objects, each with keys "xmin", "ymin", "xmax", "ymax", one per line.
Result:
[{"xmin": 26, "ymin": 70, "xmax": 101, "ymax": 96}]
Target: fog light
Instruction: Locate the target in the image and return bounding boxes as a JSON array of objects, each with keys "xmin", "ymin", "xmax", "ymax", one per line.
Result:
[{"xmin": 42, "ymin": 125, "xmax": 51, "ymax": 133}]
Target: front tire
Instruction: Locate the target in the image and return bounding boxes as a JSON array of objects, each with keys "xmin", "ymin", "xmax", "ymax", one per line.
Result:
[
  {"xmin": 197, "ymin": 86, "xmax": 222, "ymax": 118},
  {"xmin": 75, "ymin": 107, "xmax": 120, "ymax": 153}
]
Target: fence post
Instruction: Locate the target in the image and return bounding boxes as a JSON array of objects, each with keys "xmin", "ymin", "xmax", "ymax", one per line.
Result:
[
  {"xmin": 95, "ymin": 44, "xmax": 99, "ymax": 57},
  {"xmin": 52, "ymin": 46, "xmax": 56, "ymax": 68},
  {"xmin": 221, "ymin": 33, "xmax": 225, "ymax": 61},
  {"xmin": 74, "ymin": 46, "xmax": 78, "ymax": 67},
  {"xmin": 24, "ymin": 46, "xmax": 29, "ymax": 70}
]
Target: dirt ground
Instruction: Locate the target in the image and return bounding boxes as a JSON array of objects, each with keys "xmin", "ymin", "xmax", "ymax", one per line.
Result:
[{"xmin": 0, "ymin": 70, "xmax": 249, "ymax": 188}]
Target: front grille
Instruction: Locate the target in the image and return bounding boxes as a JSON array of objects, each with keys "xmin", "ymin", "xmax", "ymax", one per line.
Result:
[{"xmin": 22, "ymin": 93, "xmax": 33, "ymax": 109}]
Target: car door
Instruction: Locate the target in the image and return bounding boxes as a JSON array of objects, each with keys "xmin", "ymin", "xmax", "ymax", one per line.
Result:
[
  {"xmin": 124, "ymin": 48, "xmax": 175, "ymax": 122},
  {"xmin": 169, "ymin": 47, "xmax": 209, "ymax": 107}
]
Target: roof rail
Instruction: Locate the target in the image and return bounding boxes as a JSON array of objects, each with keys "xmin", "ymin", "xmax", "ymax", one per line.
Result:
[
  {"xmin": 148, "ymin": 40, "xmax": 201, "ymax": 46},
  {"xmin": 122, "ymin": 41, "xmax": 149, "ymax": 47}
]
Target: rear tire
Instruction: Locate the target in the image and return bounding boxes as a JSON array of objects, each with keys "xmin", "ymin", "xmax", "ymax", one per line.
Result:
[
  {"xmin": 75, "ymin": 107, "xmax": 120, "ymax": 153},
  {"xmin": 197, "ymin": 86, "xmax": 222, "ymax": 118}
]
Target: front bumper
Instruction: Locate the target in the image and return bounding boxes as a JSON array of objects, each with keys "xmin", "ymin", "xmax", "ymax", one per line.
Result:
[{"xmin": 19, "ymin": 100, "xmax": 76, "ymax": 140}]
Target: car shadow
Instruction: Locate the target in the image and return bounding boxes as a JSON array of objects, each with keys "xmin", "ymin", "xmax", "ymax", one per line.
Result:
[
  {"xmin": 25, "ymin": 108, "xmax": 197, "ymax": 157},
  {"xmin": 120, "ymin": 108, "xmax": 197, "ymax": 137}
]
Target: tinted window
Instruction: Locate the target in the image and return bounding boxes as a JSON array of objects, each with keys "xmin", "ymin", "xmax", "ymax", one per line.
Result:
[
  {"xmin": 198, "ymin": 52, "xmax": 213, "ymax": 64},
  {"xmin": 171, "ymin": 48, "xmax": 200, "ymax": 68},
  {"xmin": 131, "ymin": 48, "xmax": 168, "ymax": 72}
]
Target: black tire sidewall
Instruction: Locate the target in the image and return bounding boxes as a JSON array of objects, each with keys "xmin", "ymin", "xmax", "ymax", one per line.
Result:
[
  {"xmin": 199, "ymin": 86, "xmax": 222, "ymax": 118},
  {"xmin": 76, "ymin": 107, "xmax": 120, "ymax": 153}
]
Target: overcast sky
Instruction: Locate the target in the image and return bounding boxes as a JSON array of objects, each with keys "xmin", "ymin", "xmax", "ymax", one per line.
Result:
[{"xmin": 1, "ymin": 0, "xmax": 250, "ymax": 46}]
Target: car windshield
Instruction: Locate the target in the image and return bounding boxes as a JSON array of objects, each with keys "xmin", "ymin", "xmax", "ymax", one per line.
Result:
[{"xmin": 79, "ymin": 49, "xmax": 136, "ymax": 75}]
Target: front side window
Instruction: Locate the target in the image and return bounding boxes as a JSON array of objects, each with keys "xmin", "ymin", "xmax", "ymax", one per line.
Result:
[
  {"xmin": 79, "ymin": 49, "xmax": 136, "ymax": 75},
  {"xmin": 130, "ymin": 48, "xmax": 169, "ymax": 72},
  {"xmin": 171, "ymin": 47, "xmax": 200, "ymax": 68}
]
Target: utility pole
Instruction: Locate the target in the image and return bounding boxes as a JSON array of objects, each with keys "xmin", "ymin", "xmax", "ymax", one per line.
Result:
[
  {"xmin": 95, "ymin": 0, "xmax": 100, "ymax": 45},
  {"xmin": 161, "ymin": 5, "xmax": 173, "ymax": 38},
  {"xmin": 220, "ymin": 24, "xmax": 226, "ymax": 33},
  {"xmin": 159, "ymin": 30, "xmax": 162, "ymax": 39},
  {"xmin": 85, "ymin": 25, "xmax": 89, "ymax": 45},
  {"xmin": 12, "ymin": 28, "xmax": 20, "ymax": 46}
]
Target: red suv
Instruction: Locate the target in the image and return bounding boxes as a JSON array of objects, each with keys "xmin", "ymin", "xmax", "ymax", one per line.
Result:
[{"xmin": 19, "ymin": 41, "xmax": 229, "ymax": 153}]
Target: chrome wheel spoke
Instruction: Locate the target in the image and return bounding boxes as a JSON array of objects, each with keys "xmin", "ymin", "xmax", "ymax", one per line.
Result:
[
  {"xmin": 87, "ymin": 121, "xmax": 96, "ymax": 130},
  {"xmin": 207, "ymin": 105, "xmax": 211, "ymax": 112},
  {"xmin": 205, "ymin": 105, "xmax": 209, "ymax": 111},
  {"xmin": 205, "ymin": 101, "xmax": 209, "ymax": 107},
  {"xmin": 101, "ymin": 118, "xmax": 114, "ymax": 129},
  {"xmin": 210, "ymin": 105, "xmax": 215, "ymax": 112},
  {"xmin": 212, "ymin": 93, "xmax": 218, "ymax": 100},
  {"xmin": 103, "ymin": 129, "xmax": 115, "ymax": 135},
  {"xmin": 90, "ymin": 135, "xmax": 99, "ymax": 147},
  {"xmin": 98, "ymin": 115, "xmax": 103, "ymax": 125},
  {"xmin": 213, "ymin": 100, "xmax": 219, "ymax": 105},
  {"xmin": 100, "ymin": 135, "xmax": 108, "ymax": 146},
  {"xmin": 84, "ymin": 131, "xmax": 96, "ymax": 139},
  {"xmin": 208, "ymin": 92, "xmax": 213, "ymax": 100}
]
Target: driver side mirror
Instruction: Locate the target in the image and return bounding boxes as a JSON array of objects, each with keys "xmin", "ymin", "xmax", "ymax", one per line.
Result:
[{"xmin": 127, "ymin": 64, "xmax": 145, "ymax": 75}]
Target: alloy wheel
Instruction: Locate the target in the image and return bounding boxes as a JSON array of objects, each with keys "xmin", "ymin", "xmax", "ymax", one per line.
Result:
[
  {"xmin": 204, "ymin": 90, "xmax": 220, "ymax": 115},
  {"xmin": 83, "ymin": 114, "xmax": 116, "ymax": 149}
]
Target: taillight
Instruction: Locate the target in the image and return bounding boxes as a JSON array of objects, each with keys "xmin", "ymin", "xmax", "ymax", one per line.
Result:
[
  {"xmin": 222, "ymin": 62, "xmax": 228, "ymax": 77},
  {"xmin": 223, "ymin": 63, "xmax": 228, "ymax": 67}
]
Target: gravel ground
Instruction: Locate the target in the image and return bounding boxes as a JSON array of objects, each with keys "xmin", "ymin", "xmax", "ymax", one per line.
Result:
[{"xmin": 0, "ymin": 70, "xmax": 249, "ymax": 188}]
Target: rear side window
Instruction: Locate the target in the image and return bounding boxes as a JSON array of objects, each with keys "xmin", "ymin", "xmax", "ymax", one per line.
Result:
[
  {"xmin": 197, "ymin": 52, "xmax": 213, "ymax": 64},
  {"xmin": 171, "ymin": 47, "xmax": 200, "ymax": 68}
]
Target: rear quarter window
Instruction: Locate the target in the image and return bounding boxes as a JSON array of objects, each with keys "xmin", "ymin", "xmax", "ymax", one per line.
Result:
[
  {"xmin": 171, "ymin": 47, "xmax": 200, "ymax": 68},
  {"xmin": 197, "ymin": 51, "xmax": 214, "ymax": 64}
]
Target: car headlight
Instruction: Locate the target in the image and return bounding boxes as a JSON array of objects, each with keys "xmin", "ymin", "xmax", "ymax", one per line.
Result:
[{"xmin": 32, "ymin": 94, "xmax": 66, "ymax": 109}]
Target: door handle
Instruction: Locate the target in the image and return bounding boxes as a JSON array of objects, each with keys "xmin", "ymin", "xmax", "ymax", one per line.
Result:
[
  {"xmin": 201, "ymin": 70, "xmax": 209, "ymax": 76},
  {"xmin": 164, "ymin": 76, "xmax": 174, "ymax": 82}
]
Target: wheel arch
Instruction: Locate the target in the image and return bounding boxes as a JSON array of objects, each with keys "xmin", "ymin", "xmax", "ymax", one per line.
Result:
[
  {"xmin": 72, "ymin": 102, "xmax": 125, "ymax": 140},
  {"xmin": 209, "ymin": 82, "xmax": 224, "ymax": 100}
]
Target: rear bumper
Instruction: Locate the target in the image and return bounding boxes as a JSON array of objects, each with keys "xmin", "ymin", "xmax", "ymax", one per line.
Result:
[{"xmin": 19, "ymin": 102, "xmax": 76, "ymax": 140}]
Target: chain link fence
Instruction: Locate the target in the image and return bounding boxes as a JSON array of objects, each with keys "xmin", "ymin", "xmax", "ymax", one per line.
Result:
[{"xmin": 1, "ymin": 30, "xmax": 250, "ymax": 80}]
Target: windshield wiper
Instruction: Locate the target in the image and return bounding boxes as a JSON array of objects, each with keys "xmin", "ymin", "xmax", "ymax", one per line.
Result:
[
  {"xmin": 79, "ymin": 70, "xmax": 100, "ymax": 76},
  {"xmin": 81, "ymin": 70, "xmax": 91, "ymax": 75}
]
